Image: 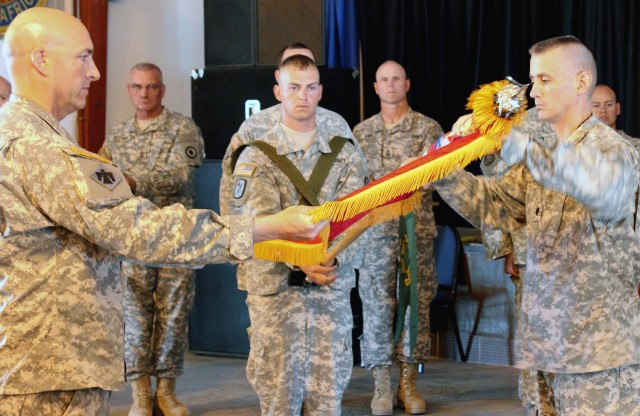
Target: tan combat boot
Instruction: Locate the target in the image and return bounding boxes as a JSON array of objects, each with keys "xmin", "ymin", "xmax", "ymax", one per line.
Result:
[
  {"xmin": 396, "ymin": 363, "xmax": 426, "ymax": 415},
  {"xmin": 154, "ymin": 377, "xmax": 190, "ymax": 416},
  {"xmin": 129, "ymin": 375, "xmax": 153, "ymax": 416},
  {"xmin": 371, "ymin": 365, "xmax": 393, "ymax": 415}
]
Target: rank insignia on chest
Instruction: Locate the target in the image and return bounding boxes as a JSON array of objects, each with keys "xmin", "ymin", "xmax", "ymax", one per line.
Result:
[
  {"xmin": 234, "ymin": 163, "xmax": 257, "ymax": 177},
  {"xmin": 90, "ymin": 163, "xmax": 122, "ymax": 190},
  {"xmin": 483, "ymin": 154, "xmax": 496, "ymax": 166},
  {"xmin": 233, "ymin": 179, "xmax": 247, "ymax": 199}
]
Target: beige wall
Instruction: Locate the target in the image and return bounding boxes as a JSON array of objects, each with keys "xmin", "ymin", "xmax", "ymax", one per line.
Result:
[
  {"xmin": 0, "ymin": 1, "xmax": 205, "ymax": 140},
  {"xmin": 106, "ymin": 0, "xmax": 205, "ymax": 133}
]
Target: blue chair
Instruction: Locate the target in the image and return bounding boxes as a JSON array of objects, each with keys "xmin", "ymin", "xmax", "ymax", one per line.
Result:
[{"xmin": 432, "ymin": 225, "xmax": 468, "ymax": 362}]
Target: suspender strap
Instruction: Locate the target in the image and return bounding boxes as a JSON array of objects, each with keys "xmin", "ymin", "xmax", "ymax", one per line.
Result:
[
  {"xmin": 231, "ymin": 136, "xmax": 353, "ymax": 206},
  {"xmin": 307, "ymin": 136, "xmax": 350, "ymax": 196}
]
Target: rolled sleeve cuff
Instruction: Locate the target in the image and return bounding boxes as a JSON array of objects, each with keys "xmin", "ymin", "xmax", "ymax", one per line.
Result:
[{"xmin": 229, "ymin": 215, "xmax": 254, "ymax": 261}]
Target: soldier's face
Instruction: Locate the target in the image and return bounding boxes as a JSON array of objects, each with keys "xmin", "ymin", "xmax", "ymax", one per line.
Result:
[
  {"xmin": 374, "ymin": 62, "xmax": 409, "ymax": 105},
  {"xmin": 591, "ymin": 86, "xmax": 620, "ymax": 129},
  {"xmin": 275, "ymin": 65, "xmax": 322, "ymax": 124},
  {"xmin": 127, "ymin": 69, "xmax": 165, "ymax": 114},
  {"xmin": 529, "ymin": 48, "xmax": 580, "ymax": 125},
  {"xmin": 49, "ymin": 26, "xmax": 100, "ymax": 120}
]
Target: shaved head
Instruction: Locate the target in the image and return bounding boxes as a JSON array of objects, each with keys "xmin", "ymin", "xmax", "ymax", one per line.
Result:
[
  {"xmin": 2, "ymin": 7, "xmax": 100, "ymax": 120},
  {"xmin": 530, "ymin": 36, "xmax": 597, "ymax": 95}
]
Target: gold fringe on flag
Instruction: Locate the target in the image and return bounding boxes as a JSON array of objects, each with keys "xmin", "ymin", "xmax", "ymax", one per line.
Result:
[
  {"xmin": 253, "ymin": 192, "xmax": 423, "ymax": 266},
  {"xmin": 308, "ymin": 79, "xmax": 528, "ymax": 225},
  {"xmin": 252, "ymin": 78, "xmax": 529, "ymax": 265},
  {"xmin": 253, "ymin": 225, "xmax": 330, "ymax": 266}
]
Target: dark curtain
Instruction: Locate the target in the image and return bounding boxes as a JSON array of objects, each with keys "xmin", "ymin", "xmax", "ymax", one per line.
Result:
[
  {"xmin": 358, "ymin": 0, "xmax": 640, "ymax": 225},
  {"xmin": 358, "ymin": 0, "xmax": 640, "ymax": 136}
]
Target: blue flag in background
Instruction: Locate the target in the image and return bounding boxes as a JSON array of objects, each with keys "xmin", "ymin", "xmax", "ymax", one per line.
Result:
[{"xmin": 325, "ymin": 0, "xmax": 360, "ymax": 69}]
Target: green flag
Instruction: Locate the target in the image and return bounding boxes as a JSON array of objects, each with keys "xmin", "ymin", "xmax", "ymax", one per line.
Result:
[{"xmin": 394, "ymin": 212, "xmax": 419, "ymax": 362}]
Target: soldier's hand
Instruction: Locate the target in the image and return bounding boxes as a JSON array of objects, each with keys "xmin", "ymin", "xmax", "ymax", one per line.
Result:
[
  {"xmin": 253, "ymin": 205, "xmax": 329, "ymax": 243},
  {"xmin": 503, "ymin": 253, "xmax": 520, "ymax": 277},
  {"xmin": 299, "ymin": 259, "xmax": 338, "ymax": 286},
  {"xmin": 452, "ymin": 113, "xmax": 475, "ymax": 137},
  {"xmin": 124, "ymin": 173, "xmax": 137, "ymax": 193}
]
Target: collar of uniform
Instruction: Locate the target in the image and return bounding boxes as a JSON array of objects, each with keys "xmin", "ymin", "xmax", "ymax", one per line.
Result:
[
  {"xmin": 567, "ymin": 114, "xmax": 601, "ymax": 145},
  {"xmin": 269, "ymin": 120, "xmax": 333, "ymax": 155},
  {"xmin": 127, "ymin": 107, "xmax": 170, "ymax": 133},
  {"xmin": 9, "ymin": 94, "xmax": 75, "ymax": 143},
  {"xmin": 372, "ymin": 109, "xmax": 414, "ymax": 133}
]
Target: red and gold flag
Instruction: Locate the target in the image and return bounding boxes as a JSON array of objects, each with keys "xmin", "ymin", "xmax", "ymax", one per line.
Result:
[{"xmin": 254, "ymin": 79, "xmax": 529, "ymax": 266}]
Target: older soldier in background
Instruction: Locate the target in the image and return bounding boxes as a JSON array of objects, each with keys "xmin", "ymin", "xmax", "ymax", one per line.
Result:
[
  {"xmin": 436, "ymin": 36, "xmax": 640, "ymax": 414},
  {"xmin": 0, "ymin": 75, "xmax": 11, "ymax": 107},
  {"xmin": 100, "ymin": 62, "xmax": 205, "ymax": 416},
  {"xmin": 0, "ymin": 8, "xmax": 327, "ymax": 416},
  {"xmin": 591, "ymin": 83, "xmax": 639, "ymax": 147},
  {"xmin": 219, "ymin": 42, "xmax": 365, "ymax": 216},
  {"xmin": 231, "ymin": 55, "xmax": 366, "ymax": 415},
  {"xmin": 354, "ymin": 60, "xmax": 442, "ymax": 416}
]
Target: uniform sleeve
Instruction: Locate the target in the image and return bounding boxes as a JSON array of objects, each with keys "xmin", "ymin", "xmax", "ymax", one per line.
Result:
[
  {"xmin": 524, "ymin": 134, "xmax": 639, "ymax": 222},
  {"xmin": 220, "ymin": 116, "xmax": 264, "ymax": 216},
  {"xmin": 420, "ymin": 119, "xmax": 444, "ymax": 152},
  {"xmin": 136, "ymin": 120, "xmax": 205, "ymax": 197},
  {"xmin": 17, "ymin": 139, "xmax": 253, "ymax": 265},
  {"xmin": 434, "ymin": 164, "xmax": 528, "ymax": 235}
]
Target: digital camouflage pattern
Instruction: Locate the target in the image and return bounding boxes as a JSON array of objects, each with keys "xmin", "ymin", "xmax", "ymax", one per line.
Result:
[
  {"xmin": 231, "ymin": 121, "xmax": 366, "ymax": 414},
  {"xmin": 100, "ymin": 107, "xmax": 205, "ymax": 208},
  {"xmin": 535, "ymin": 363, "xmax": 640, "ymax": 415},
  {"xmin": 246, "ymin": 288, "xmax": 353, "ymax": 415},
  {"xmin": 0, "ymin": 388, "xmax": 109, "ymax": 416},
  {"xmin": 219, "ymin": 104, "xmax": 368, "ymax": 217},
  {"xmin": 101, "ymin": 107, "xmax": 205, "ymax": 380},
  {"xmin": 353, "ymin": 110, "xmax": 442, "ymax": 368},
  {"xmin": 0, "ymin": 96, "xmax": 253, "ymax": 395},
  {"xmin": 435, "ymin": 115, "xmax": 640, "ymax": 374}
]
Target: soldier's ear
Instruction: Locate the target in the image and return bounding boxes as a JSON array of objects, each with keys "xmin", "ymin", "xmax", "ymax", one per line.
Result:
[
  {"xmin": 31, "ymin": 48, "xmax": 49, "ymax": 76},
  {"xmin": 274, "ymin": 84, "xmax": 282, "ymax": 102}
]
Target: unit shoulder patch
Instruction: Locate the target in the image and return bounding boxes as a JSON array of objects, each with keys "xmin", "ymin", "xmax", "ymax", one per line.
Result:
[{"xmin": 90, "ymin": 163, "xmax": 123, "ymax": 190}]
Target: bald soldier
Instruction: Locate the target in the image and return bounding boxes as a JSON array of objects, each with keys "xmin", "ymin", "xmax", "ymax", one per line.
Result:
[
  {"xmin": 0, "ymin": 75, "xmax": 11, "ymax": 107},
  {"xmin": 591, "ymin": 83, "xmax": 640, "ymax": 147},
  {"xmin": 353, "ymin": 60, "xmax": 442, "ymax": 415},
  {"xmin": 435, "ymin": 36, "xmax": 640, "ymax": 414},
  {"xmin": 0, "ymin": 8, "xmax": 327, "ymax": 415}
]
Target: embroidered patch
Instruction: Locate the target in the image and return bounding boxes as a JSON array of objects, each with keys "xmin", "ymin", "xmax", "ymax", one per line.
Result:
[
  {"xmin": 185, "ymin": 145, "xmax": 198, "ymax": 159},
  {"xmin": 483, "ymin": 154, "xmax": 496, "ymax": 166},
  {"xmin": 233, "ymin": 179, "xmax": 247, "ymax": 199},
  {"xmin": 234, "ymin": 163, "xmax": 257, "ymax": 177},
  {"xmin": 90, "ymin": 163, "xmax": 122, "ymax": 190}
]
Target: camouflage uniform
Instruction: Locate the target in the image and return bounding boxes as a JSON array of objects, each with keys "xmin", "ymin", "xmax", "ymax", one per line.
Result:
[
  {"xmin": 0, "ymin": 96, "xmax": 252, "ymax": 412},
  {"xmin": 100, "ymin": 108, "xmax": 205, "ymax": 380},
  {"xmin": 220, "ymin": 104, "xmax": 367, "ymax": 217},
  {"xmin": 435, "ymin": 114, "xmax": 640, "ymax": 414},
  {"xmin": 353, "ymin": 110, "xmax": 442, "ymax": 368},
  {"xmin": 231, "ymin": 122, "xmax": 366, "ymax": 415},
  {"xmin": 617, "ymin": 129, "xmax": 640, "ymax": 154},
  {"xmin": 480, "ymin": 151, "xmax": 535, "ymax": 415}
]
